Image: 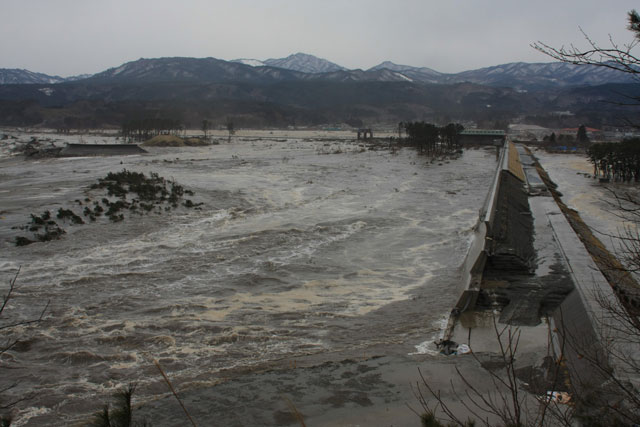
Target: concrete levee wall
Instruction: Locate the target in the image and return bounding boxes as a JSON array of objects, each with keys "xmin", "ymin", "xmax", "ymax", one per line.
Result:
[
  {"xmin": 454, "ymin": 142, "xmax": 508, "ymax": 313},
  {"xmin": 484, "ymin": 170, "xmax": 534, "ymax": 272},
  {"xmin": 451, "ymin": 142, "xmax": 639, "ymax": 404},
  {"xmin": 547, "ymin": 206, "xmax": 640, "ymax": 397},
  {"xmin": 455, "ymin": 140, "xmax": 533, "ymax": 312}
]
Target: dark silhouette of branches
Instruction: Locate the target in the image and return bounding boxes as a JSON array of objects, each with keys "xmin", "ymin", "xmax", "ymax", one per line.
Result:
[
  {"xmin": 154, "ymin": 359, "xmax": 197, "ymax": 427},
  {"xmin": 532, "ymin": 10, "xmax": 640, "ymax": 78},
  {"xmin": 411, "ymin": 317, "xmax": 574, "ymax": 427},
  {"xmin": 1, "ymin": 268, "xmax": 49, "ymax": 355},
  {"xmin": 1, "ymin": 269, "xmax": 50, "ymax": 425},
  {"xmin": 90, "ymin": 383, "xmax": 150, "ymax": 427},
  {"xmin": 552, "ymin": 293, "xmax": 640, "ymax": 425}
]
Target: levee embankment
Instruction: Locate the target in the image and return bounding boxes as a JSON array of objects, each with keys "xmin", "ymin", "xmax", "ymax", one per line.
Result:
[
  {"xmin": 449, "ymin": 141, "xmax": 639, "ymax": 410},
  {"xmin": 532, "ymin": 151, "xmax": 640, "ymax": 399},
  {"xmin": 451, "ymin": 142, "xmax": 536, "ymax": 325}
]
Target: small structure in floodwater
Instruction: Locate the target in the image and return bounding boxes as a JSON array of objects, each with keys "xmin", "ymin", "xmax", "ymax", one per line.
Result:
[
  {"xmin": 59, "ymin": 144, "xmax": 147, "ymax": 157},
  {"xmin": 356, "ymin": 128, "xmax": 373, "ymax": 140}
]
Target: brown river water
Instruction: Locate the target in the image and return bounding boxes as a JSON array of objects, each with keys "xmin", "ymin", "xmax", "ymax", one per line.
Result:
[{"xmin": 0, "ymin": 133, "xmax": 497, "ymax": 425}]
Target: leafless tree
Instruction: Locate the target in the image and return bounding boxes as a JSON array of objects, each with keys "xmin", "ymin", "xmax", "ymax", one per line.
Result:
[
  {"xmin": 225, "ymin": 117, "xmax": 235, "ymax": 143},
  {"xmin": 532, "ymin": 10, "xmax": 640, "ymax": 79},
  {"xmin": 410, "ymin": 318, "xmax": 574, "ymax": 427},
  {"xmin": 1, "ymin": 269, "xmax": 49, "ymax": 425},
  {"xmin": 201, "ymin": 119, "xmax": 210, "ymax": 141}
]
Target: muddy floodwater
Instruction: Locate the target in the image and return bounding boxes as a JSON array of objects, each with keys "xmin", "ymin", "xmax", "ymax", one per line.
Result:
[
  {"xmin": 0, "ymin": 132, "xmax": 497, "ymax": 426},
  {"xmin": 534, "ymin": 150, "xmax": 640, "ymax": 260}
]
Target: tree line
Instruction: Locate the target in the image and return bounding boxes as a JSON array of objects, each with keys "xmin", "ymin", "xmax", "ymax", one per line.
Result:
[
  {"xmin": 121, "ymin": 118, "xmax": 183, "ymax": 142},
  {"xmin": 401, "ymin": 121, "xmax": 464, "ymax": 155},
  {"xmin": 587, "ymin": 138, "xmax": 640, "ymax": 182},
  {"xmin": 543, "ymin": 125, "xmax": 590, "ymax": 147}
]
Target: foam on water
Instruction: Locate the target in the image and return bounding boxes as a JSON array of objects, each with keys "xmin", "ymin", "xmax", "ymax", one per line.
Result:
[
  {"xmin": 411, "ymin": 314, "xmax": 450, "ymax": 356},
  {"xmin": 0, "ymin": 137, "xmax": 498, "ymax": 425}
]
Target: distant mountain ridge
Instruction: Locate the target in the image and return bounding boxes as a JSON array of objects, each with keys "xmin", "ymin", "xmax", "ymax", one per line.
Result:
[
  {"xmin": 365, "ymin": 61, "xmax": 636, "ymax": 88},
  {"xmin": 440, "ymin": 62, "xmax": 637, "ymax": 89},
  {"xmin": 264, "ymin": 52, "xmax": 347, "ymax": 73},
  {"xmin": 88, "ymin": 57, "xmax": 305, "ymax": 84},
  {"xmin": 0, "ymin": 69, "xmax": 67, "ymax": 84},
  {"xmin": 0, "ymin": 69, "xmax": 92, "ymax": 84},
  {"xmin": 232, "ymin": 53, "xmax": 346, "ymax": 74},
  {"xmin": 1, "ymin": 53, "xmax": 636, "ymax": 89},
  {"xmin": 1, "ymin": 60, "xmax": 637, "ymax": 131}
]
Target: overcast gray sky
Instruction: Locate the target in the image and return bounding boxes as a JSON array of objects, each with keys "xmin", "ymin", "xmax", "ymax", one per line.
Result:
[{"xmin": 2, "ymin": 0, "xmax": 639, "ymax": 77}]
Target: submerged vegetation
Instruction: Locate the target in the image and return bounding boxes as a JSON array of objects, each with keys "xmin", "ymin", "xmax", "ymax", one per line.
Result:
[
  {"xmin": 14, "ymin": 211, "xmax": 66, "ymax": 246},
  {"xmin": 121, "ymin": 118, "xmax": 182, "ymax": 142},
  {"xmin": 587, "ymin": 138, "xmax": 640, "ymax": 182},
  {"xmin": 402, "ymin": 121, "xmax": 464, "ymax": 156},
  {"xmin": 13, "ymin": 170, "xmax": 201, "ymax": 246},
  {"xmin": 142, "ymin": 134, "xmax": 209, "ymax": 147}
]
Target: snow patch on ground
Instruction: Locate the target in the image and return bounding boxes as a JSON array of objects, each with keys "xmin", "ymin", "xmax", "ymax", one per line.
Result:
[
  {"xmin": 233, "ymin": 58, "xmax": 266, "ymax": 67},
  {"xmin": 394, "ymin": 72, "xmax": 413, "ymax": 82}
]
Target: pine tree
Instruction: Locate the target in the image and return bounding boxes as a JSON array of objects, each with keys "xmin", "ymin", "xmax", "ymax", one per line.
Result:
[{"xmin": 577, "ymin": 124, "xmax": 589, "ymax": 145}]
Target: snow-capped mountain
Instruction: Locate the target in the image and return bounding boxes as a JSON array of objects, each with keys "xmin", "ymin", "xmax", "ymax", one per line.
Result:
[
  {"xmin": 365, "ymin": 61, "xmax": 637, "ymax": 88},
  {"xmin": 2, "ymin": 54, "xmax": 637, "ymax": 89},
  {"xmin": 446, "ymin": 61, "xmax": 636, "ymax": 89},
  {"xmin": 79, "ymin": 57, "xmax": 640, "ymax": 87},
  {"xmin": 89, "ymin": 57, "xmax": 303, "ymax": 83},
  {"xmin": 231, "ymin": 58, "xmax": 266, "ymax": 67},
  {"xmin": 0, "ymin": 69, "xmax": 93, "ymax": 84},
  {"xmin": 368, "ymin": 61, "xmax": 444, "ymax": 84},
  {"xmin": 1, "ymin": 53, "xmax": 637, "ymax": 130},
  {"xmin": 232, "ymin": 53, "xmax": 346, "ymax": 74},
  {"xmin": 263, "ymin": 53, "xmax": 347, "ymax": 74},
  {"xmin": 64, "ymin": 74, "xmax": 93, "ymax": 82},
  {"xmin": 0, "ymin": 69, "xmax": 67, "ymax": 84}
]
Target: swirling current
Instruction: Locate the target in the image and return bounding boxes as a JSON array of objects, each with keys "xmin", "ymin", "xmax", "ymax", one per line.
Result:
[{"xmin": 0, "ymin": 134, "xmax": 497, "ymax": 425}]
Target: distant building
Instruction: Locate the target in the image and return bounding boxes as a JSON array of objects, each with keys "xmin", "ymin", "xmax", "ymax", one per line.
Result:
[
  {"xmin": 558, "ymin": 127, "xmax": 603, "ymax": 141},
  {"xmin": 600, "ymin": 126, "xmax": 640, "ymax": 141},
  {"xmin": 551, "ymin": 111, "xmax": 574, "ymax": 117},
  {"xmin": 508, "ymin": 124, "xmax": 552, "ymax": 141}
]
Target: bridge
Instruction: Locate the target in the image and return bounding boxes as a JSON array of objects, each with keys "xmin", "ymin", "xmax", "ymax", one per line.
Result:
[{"xmin": 459, "ymin": 129, "xmax": 506, "ymax": 146}]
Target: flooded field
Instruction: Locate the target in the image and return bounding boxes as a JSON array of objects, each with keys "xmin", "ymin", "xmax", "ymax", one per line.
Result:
[
  {"xmin": 0, "ymin": 131, "xmax": 497, "ymax": 425},
  {"xmin": 534, "ymin": 149, "xmax": 640, "ymax": 259}
]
